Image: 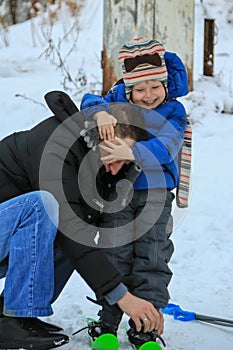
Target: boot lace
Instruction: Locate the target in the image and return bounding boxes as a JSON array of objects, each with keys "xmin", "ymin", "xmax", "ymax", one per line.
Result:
[
  {"xmin": 127, "ymin": 326, "xmax": 166, "ymax": 347},
  {"xmin": 72, "ymin": 320, "xmax": 117, "ymax": 340}
]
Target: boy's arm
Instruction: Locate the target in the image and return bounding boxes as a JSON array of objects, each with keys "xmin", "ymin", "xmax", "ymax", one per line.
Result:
[
  {"xmin": 80, "ymin": 93, "xmax": 107, "ymax": 110},
  {"xmin": 80, "ymin": 84, "xmax": 127, "ymax": 110},
  {"xmin": 165, "ymin": 51, "xmax": 189, "ymax": 99},
  {"xmin": 132, "ymin": 101, "xmax": 187, "ymax": 169}
]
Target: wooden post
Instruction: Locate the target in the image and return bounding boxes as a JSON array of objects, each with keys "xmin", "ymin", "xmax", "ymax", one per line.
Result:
[
  {"xmin": 102, "ymin": 0, "xmax": 195, "ymax": 94},
  {"xmin": 204, "ymin": 18, "xmax": 215, "ymax": 76}
]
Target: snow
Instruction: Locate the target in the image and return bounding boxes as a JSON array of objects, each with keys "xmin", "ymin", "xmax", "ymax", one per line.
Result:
[{"xmin": 0, "ymin": 0, "xmax": 233, "ymax": 349}]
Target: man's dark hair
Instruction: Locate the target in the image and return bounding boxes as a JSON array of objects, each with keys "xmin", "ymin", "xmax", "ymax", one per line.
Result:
[{"xmin": 109, "ymin": 104, "xmax": 148, "ymax": 142}]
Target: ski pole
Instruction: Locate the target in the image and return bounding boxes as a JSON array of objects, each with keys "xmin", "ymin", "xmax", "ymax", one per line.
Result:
[{"xmin": 161, "ymin": 303, "xmax": 233, "ymax": 327}]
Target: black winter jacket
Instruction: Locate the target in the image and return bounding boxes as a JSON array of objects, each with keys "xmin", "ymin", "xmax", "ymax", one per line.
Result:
[{"xmin": 0, "ymin": 91, "xmax": 123, "ymax": 299}]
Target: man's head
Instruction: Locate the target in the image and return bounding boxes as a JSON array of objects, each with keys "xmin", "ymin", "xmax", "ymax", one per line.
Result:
[
  {"xmin": 99, "ymin": 104, "xmax": 147, "ymax": 175},
  {"xmin": 118, "ymin": 38, "xmax": 168, "ymax": 102},
  {"xmin": 110, "ymin": 104, "xmax": 147, "ymax": 140}
]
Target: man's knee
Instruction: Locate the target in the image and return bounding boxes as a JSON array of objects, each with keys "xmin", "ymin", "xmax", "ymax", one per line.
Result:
[
  {"xmin": 39, "ymin": 191, "xmax": 59, "ymax": 227},
  {"xmin": 26, "ymin": 191, "xmax": 59, "ymax": 228}
]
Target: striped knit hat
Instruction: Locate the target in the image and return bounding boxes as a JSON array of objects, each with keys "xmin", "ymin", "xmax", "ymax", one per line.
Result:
[{"xmin": 118, "ymin": 38, "xmax": 168, "ymax": 98}]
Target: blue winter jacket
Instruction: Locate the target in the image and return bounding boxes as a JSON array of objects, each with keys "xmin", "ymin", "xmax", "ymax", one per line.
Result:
[{"xmin": 80, "ymin": 52, "xmax": 188, "ymax": 190}]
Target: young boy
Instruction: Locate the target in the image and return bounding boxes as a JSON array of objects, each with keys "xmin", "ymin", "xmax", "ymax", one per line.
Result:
[{"xmin": 80, "ymin": 38, "xmax": 188, "ymax": 347}]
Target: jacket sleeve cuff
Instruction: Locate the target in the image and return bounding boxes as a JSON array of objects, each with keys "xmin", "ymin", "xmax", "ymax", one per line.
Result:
[
  {"xmin": 81, "ymin": 104, "xmax": 111, "ymax": 122},
  {"xmin": 104, "ymin": 283, "xmax": 128, "ymax": 305}
]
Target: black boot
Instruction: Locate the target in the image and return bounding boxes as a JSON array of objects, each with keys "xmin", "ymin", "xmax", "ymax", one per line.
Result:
[
  {"xmin": 127, "ymin": 318, "xmax": 166, "ymax": 348},
  {"xmin": 72, "ymin": 301, "xmax": 121, "ymax": 341},
  {"xmin": 0, "ymin": 293, "xmax": 63, "ymax": 333},
  {"xmin": 97, "ymin": 302, "xmax": 123, "ymax": 334},
  {"xmin": 73, "ymin": 319, "xmax": 118, "ymax": 341},
  {"xmin": 29, "ymin": 318, "xmax": 64, "ymax": 333},
  {"xmin": 85, "ymin": 302, "xmax": 123, "ymax": 340},
  {"xmin": 0, "ymin": 316, "xmax": 69, "ymax": 349},
  {"xmin": 87, "ymin": 320, "xmax": 118, "ymax": 341}
]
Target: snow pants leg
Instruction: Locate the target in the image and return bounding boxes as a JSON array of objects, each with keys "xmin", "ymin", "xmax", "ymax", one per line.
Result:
[{"xmin": 101, "ymin": 189, "xmax": 174, "ymax": 310}]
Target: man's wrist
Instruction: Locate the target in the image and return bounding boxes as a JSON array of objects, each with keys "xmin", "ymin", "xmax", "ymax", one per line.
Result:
[{"xmin": 104, "ymin": 283, "xmax": 128, "ymax": 305}]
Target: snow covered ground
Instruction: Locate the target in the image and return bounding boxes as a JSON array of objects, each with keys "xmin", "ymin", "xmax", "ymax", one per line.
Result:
[{"xmin": 0, "ymin": 0, "xmax": 233, "ymax": 349}]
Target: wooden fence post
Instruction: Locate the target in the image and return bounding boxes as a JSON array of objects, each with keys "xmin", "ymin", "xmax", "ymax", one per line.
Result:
[{"xmin": 204, "ymin": 18, "xmax": 215, "ymax": 76}]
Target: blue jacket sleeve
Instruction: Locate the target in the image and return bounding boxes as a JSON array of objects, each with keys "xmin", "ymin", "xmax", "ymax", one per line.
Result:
[
  {"xmin": 80, "ymin": 92, "xmax": 120, "ymax": 120},
  {"xmin": 80, "ymin": 84, "xmax": 128, "ymax": 119},
  {"xmin": 132, "ymin": 101, "xmax": 187, "ymax": 170},
  {"xmin": 80, "ymin": 93, "xmax": 106, "ymax": 110},
  {"xmin": 80, "ymin": 93, "xmax": 110, "ymax": 118},
  {"xmin": 165, "ymin": 52, "xmax": 189, "ymax": 99}
]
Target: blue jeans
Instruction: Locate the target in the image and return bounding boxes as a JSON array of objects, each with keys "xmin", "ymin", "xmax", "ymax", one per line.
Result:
[{"xmin": 0, "ymin": 191, "xmax": 60, "ymax": 317}]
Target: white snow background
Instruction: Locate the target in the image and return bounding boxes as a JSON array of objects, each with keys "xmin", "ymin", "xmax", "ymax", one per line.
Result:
[{"xmin": 0, "ymin": 0, "xmax": 233, "ymax": 349}]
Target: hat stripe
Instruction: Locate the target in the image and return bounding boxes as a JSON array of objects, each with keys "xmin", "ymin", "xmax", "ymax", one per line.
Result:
[
  {"xmin": 118, "ymin": 40, "xmax": 166, "ymax": 61},
  {"xmin": 119, "ymin": 44, "xmax": 164, "ymax": 54},
  {"xmin": 120, "ymin": 39, "xmax": 161, "ymax": 50},
  {"xmin": 123, "ymin": 66, "xmax": 167, "ymax": 77},
  {"xmin": 123, "ymin": 73, "xmax": 167, "ymax": 84},
  {"xmin": 119, "ymin": 46, "xmax": 165, "ymax": 61},
  {"xmin": 119, "ymin": 51, "xmax": 164, "ymax": 61}
]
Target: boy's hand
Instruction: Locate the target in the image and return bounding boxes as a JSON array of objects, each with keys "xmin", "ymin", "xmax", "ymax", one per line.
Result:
[
  {"xmin": 94, "ymin": 111, "xmax": 117, "ymax": 140},
  {"xmin": 99, "ymin": 137, "xmax": 135, "ymax": 163}
]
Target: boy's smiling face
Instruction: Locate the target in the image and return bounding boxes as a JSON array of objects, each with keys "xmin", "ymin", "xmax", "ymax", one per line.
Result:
[{"xmin": 131, "ymin": 80, "xmax": 166, "ymax": 109}]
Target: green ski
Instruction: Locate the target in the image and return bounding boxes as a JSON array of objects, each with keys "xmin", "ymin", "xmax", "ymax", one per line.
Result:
[
  {"xmin": 91, "ymin": 333, "xmax": 119, "ymax": 350},
  {"xmin": 130, "ymin": 341, "xmax": 163, "ymax": 350},
  {"xmin": 138, "ymin": 341, "xmax": 163, "ymax": 350}
]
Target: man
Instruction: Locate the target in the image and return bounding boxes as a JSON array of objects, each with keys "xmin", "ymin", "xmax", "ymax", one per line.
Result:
[{"xmin": 0, "ymin": 91, "xmax": 163, "ymax": 349}]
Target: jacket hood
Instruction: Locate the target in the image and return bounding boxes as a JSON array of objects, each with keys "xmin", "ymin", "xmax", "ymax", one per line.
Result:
[
  {"xmin": 44, "ymin": 90, "xmax": 80, "ymax": 123},
  {"xmin": 164, "ymin": 52, "xmax": 189, "ymax": 99}
]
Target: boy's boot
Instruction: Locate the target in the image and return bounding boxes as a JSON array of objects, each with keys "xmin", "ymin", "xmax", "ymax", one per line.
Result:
[
  {"xmin": 0, "ymin": 293, "xmax": 63, "ymax": 333},
  {"xmin": 0, "ymin": 315, "xmax": 69, "ymax": 349},
  {"xmin": 84, "ymin": 303, "xmax": 123, "ymax": 341},
  {"xmin": 127, "ymin": 318, "xmax": 166, "ymax": 348},
  {"xmin": 98, "ymin": 302, "xmax": 123, "ymax": 331},
  {"xmin": 86, "ymin": 319, "xmax": 118, "ymax": 341}
]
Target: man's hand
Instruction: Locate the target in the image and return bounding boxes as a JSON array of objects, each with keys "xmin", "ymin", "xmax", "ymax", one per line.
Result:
[
  {"xmin": 117, "ymin": 292, "xmax": 164, "ymax": 334},
  {"xmin": 94, "ymin": 111, "xmax": 117, "ymax": 140},
  {"xmin": 99, "ymin": 137, "xmax": 135, "ymax": 163}
]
